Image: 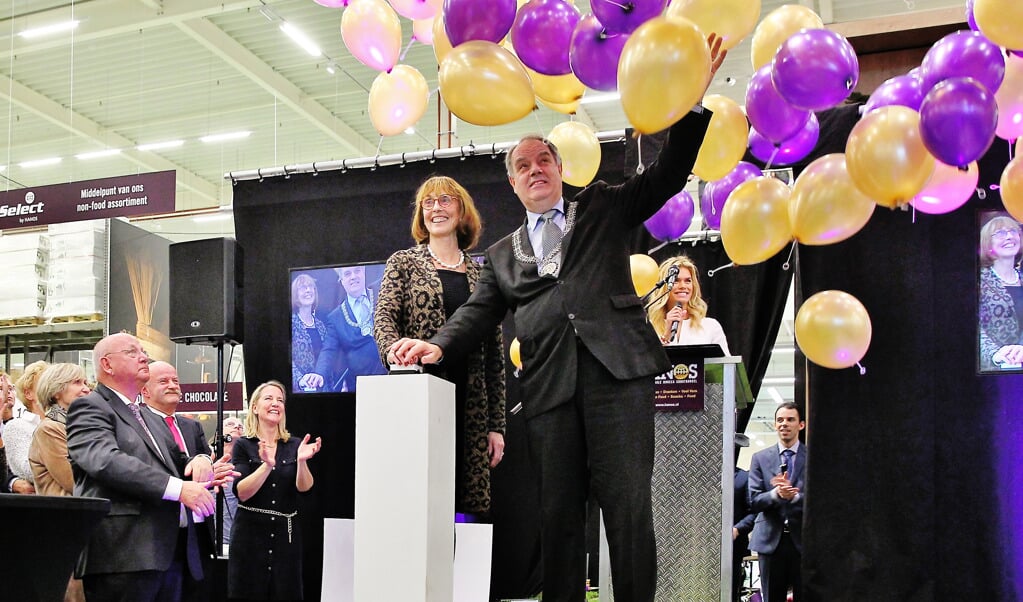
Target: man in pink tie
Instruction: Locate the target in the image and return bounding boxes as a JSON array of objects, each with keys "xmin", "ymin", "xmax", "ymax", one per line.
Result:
[{"xmin": 142, "ymin": 360, "xmax": 237, "ymax": 601}]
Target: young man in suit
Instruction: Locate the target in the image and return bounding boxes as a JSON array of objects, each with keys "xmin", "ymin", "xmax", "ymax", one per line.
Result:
[
  {"xmin": 749, "ymin": 402, "xmax": 807, "ymax": 602},
  {"xmin": 67, "ymin": 333, "xmax": 223, "ymax": 602},
  {"xmin": 391, "ymin": 33, "xmax": 725, "ymax": 602}
]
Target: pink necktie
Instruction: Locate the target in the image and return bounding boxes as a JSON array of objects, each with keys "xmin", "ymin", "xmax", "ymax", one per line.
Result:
[{"xmin": 165, "ymin": 416, "xmax": 187, "ymax": 453}]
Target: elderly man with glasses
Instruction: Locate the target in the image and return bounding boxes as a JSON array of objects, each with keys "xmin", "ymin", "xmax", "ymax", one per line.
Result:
[{"xmin": 67, "ymin": 332, "xmax": 228, "ymax": 602}]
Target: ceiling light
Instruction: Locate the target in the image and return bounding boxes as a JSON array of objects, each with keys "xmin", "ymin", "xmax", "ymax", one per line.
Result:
[
  {"xmin": 404, "ymin": 127, "xmax": 415, "ymax": 135},
  {"xmin": 325, "ymin": 61, "xmax": 337, "ymax": 75},
  {"xmin": 76, "ymin": 149, "xmax": 122, "ymax": 160},
  {"xmin": 0, "ymin": 165, "xmax": 5, "ymax": 172},
  {"xmin": 280, "ymin": 22, "xmax": 321, "ymax": 57},
  {"xmin": 767, "ymin": 387, "xmax": 785, "ymax": 405},
  {"xmin": 200, "ymin": 131, "xmax": 251, "ymax": 144},
  {"xmin": 761, "ymin": 376, "xmax": 795, "ymax": 385},
  {"xmin": 18, "ymin": 20, "xmax": 79, "ymax": 39},
  {"xmin": 579, "ymin": 92, "xmax": 620, "ymax": 105},
  {"xmin": 19, "ymin": 157, "xmax": 61, "ymax": 168},
  {"xmin": 137, "ymin": 140, "xmax": 184, "ymax": 152},
  {"xmin": 192, "ymin": 213, "xmax": 233, "ymax": 224}
]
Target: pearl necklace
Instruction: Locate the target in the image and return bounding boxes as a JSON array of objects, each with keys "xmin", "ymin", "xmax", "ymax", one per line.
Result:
[
  {"xmin": 298, "ymin": 311, "xmax": 315, "ymax": 327},
  {"xmin": 428, "ymin": 245, "xmax": 465, "ymax": 269},
  {"xmin": 994, "ymin": 267, "xmax": 1021, "ymax": 286}
]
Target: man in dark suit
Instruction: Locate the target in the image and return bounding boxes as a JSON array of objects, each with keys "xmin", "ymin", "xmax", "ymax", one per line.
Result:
[
  {"xmin": 733, "ymin": 436, "xmax": 756, "ymax": 602},
  {"xmin": 67, "ymin": 333, "xmax": 219, "ymax": 602},
  {"xmin": 143, "ymin": 361, "xmax": 237, "ymax": 601},
  {"xmin": 748, "ymin": 402, "xmax": 807, "ymax": 602},
  {"xmin": 305, "ymin": 265, "xmax": 387, "ymax": 392},
  {"xmin": 391, "ymin": 35, "xmax": 722, "ymax": 602}
]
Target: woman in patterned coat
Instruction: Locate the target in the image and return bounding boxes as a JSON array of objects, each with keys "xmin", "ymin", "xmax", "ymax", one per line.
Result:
[
  {"xmin": 978, "ymin": 213, "xmax": 1023, "ymax": 369},
  {"xmin": 374, "ymin": 175, "xmax": 507, "ymax": 515}
]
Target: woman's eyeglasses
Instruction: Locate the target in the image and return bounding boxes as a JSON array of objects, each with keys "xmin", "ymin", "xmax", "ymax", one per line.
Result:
[
  {"xmin": 422, "ymin": 195, "xmax": 457, "ymax": 210},
  {"xmin": 992, "ymin": 228, "xmax": 1022, "ymax": 240}
]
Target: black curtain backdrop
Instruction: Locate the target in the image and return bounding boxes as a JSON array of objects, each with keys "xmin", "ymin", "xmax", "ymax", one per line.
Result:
[{"xmin": 792, "ymin": 123, "xmax": 1020, "ymax": 598}]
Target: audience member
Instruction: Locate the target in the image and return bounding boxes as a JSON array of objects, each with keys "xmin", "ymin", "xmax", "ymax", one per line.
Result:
[
  {"xmin": 228, "ymin": 381, "xmax": 321, "ymax": 601},
  {"xmin": 28, "ymin": 362, "xmax": 91, "ymax": 601},
  {"xmin": 749, "ymin": 402, "xmax": 807, "ymax": 602},
  {"xmin": 13, "ymin": 360, "xmax": 48, "ymax": 424},
  {"xmin": 67, "ymin": 333, "xmax": 220, "ymax": 602},
  {"xmin": 390, "ymin": 33, "xmax": 722, "ymax": 600},
  {"xmin": 375, "ymin": 175, "xmax": 506, "ymax": 516},
  {"xmin": 647, "ymin": 255, "xmax": 731, "ymax": 354},
  {"xmin": 3, "ymin": 362, "xmax": 43, "ymax": 493},
  {"xmin": 0, "ymin": 371, "xmax": 13, "ymax": 492},
  {"xmin": 218, "ymin": 416, "xmax": 244, "ymax": 547},
  {"xmin": 732, "ymin": 434, "xmax": 756, "ymax": 602}
]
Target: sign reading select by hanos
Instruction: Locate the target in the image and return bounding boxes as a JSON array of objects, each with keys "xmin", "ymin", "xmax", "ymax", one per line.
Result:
[{"xmin": 0, "ymin": 170, "xmax": 176, "ymax": 229}]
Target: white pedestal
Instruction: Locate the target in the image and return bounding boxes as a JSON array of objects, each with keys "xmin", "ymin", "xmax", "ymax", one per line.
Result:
[{"xmin": 354, "ymin": 374, "xmax": 456, "ymax": 602}]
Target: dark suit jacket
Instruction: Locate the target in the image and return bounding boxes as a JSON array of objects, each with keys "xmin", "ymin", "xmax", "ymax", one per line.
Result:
[
  {"xmin": 734, "ymin": 467, "xmax": 756, "ymax": 554},
  {"xmin": 67, "ymin": 384, "xmax": 198, "ymax": 577},
  {"xmin": 431, "ymin": 110, "xmax": 711, "ymax": 418},
  {"xmin": 748, "ymin": 444, "xmax": 808, "ymax": 554},
  {"xmin": 315, "ymin": 294, "xmax": 387, "ymax": 391}
]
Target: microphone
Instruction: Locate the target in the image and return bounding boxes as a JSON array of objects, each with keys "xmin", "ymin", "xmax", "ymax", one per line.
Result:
[{"xmin": 668, "ymin": 301, "xmax": 683, "ymax": 342}]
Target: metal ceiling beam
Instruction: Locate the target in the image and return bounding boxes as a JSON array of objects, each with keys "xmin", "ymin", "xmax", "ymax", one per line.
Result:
[
  {"xmin": 0, "ymin": 72, "xmax": 221, "ymax": 204},
  {"xmin": 0, "ymin": 0, "xmax": 262, "ymax": 60},
  {"xmin": 175, "ymin": 17, "xmax": 376, "ymax": 157}
]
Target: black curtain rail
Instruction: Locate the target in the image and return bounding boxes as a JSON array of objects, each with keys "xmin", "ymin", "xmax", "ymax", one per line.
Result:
[{"xmin": 224, "ymin": 130, "xmax": 629, "ymax": 182}]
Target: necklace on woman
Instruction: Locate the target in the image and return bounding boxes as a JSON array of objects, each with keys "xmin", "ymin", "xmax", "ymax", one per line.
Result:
[
  {"xmin": 298, "ymin": 311, "xmax": 315, "ymax": 327},
  {"xmin": 993, "ymin": 267, "xmax": 1021, "ymax": 286},
  {"xmin": 428, "ymin": 245, "xmax": 465, "ymax": 269}
]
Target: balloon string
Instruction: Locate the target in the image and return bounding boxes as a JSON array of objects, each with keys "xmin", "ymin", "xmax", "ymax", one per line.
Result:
[
  {"xmin": 635, "ymin": 133, "xmax": 645, "ymax": 175},
  {"xmin": 648, "ymin": 239, "xmax": 670, "ymax": 254},
  {"xmin": 856, "ymin": 361, "xmax": 867, "ymax": 375},
  {"xmin": 765, "ymin": 145, "xmax": 779, "ymax": 171},
  {"xmin": 399, "ymin": 37, "xmax": 416, "ymax": 63},
  {"xmin": 708, "ymin": 261, "xmax": 734, "ymax": 277},
  {"xmin": 595, "ymin": 0, "xmax": 630, "ymax": 10},
  {"xmin": 1010, "ymin": 139, "xmax": 1016, "ymax": 162},
  {"xmin": 782, "ymin": 241, "xmax": 796, "ymax": 271},
  {"xmin": 911, "ymin": 203, "xmax": 916, "ymax": 224}
]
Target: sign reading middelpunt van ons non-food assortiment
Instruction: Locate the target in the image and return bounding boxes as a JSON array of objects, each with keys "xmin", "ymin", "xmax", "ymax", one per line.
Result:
[{"xmin": 0, "ymin": 170, "xmax": 176, "ymax": 230}]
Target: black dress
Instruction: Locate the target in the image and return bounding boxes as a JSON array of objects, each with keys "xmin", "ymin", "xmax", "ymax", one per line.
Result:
[{"xmin": 227, "ymin": 436, "xmax": 306, "ymax": 600}]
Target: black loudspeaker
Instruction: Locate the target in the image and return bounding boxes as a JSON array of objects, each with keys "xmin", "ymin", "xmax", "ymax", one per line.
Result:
[{"xmin": 169, "ymin": 238, "xmax": 243, "ymax": 345}]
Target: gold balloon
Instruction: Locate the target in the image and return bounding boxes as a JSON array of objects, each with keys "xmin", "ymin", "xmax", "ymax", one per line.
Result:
[
  {"xmin": 720, "ymin": 176, "xmax": 793, "ymax": 265},
  {"xmin": 539, "ymin": 97, "xmax": 579, "ymax": 115},
  {"xmin": 509, "ymin": 338, "xmax": 522, "ymax": 370},
  {"xmin": 789, "ymin": 154, "xmax": 875, "ymax": 245},
  {"xmin": 433, "ymin": 14, "xmax": 453, "ymax": 64},
  {"xmin": 795, "ymin": 290, "xmax": 872, "ymax": 369},
  {"xmin": 529, "ymin": 68, "xmax": 585, "ymax": 106},
  {"xmin": 340, "ymin": 0, "xmax": 402, "ymax": 72},
  {"xmin": 974, "ymin": 0, "xmax": 1023, "ymax": 51},
  {"xmin": 630, "ymin": 254, "xmax": 660, "ymax": 297},
  {"xmin": 750, "ymin": 4, "xmax": 824, "ymax": 70},
  {"xmin": 619, "ymin": 16, "xmax": 711, "ymax": 135},
  {"xmin": 438, "ymin": 41, "xmax": 535, "ymax": 126},
  {"xmin": 666, "ymin": 0, "xmax": 761, "ymax": 51},
  {"xmin": 692, "ymin": 94, "xmax": 749, "ymax": 182},
  {"xmin": 368, "ymin": 65, "xmax": 430, "ymax": 137},
  {"xmin": 1000, "ymin": 156, "xmax": 1023, "ymax": 223},
  {"xmin": 547, "ymin": 121, "xmax": 601, "ymax": 187},
  {"xmin": 995, "ymin": 54, "xmax": 1023, "ymax": 141},
  {"xmin": 845, "ymin": 105, "xmax": 935, "ymax": 209}
]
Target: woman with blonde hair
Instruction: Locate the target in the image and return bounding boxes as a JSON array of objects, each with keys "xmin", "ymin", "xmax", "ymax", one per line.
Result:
[
  {"xmin": 228, "ymin": 380, "xmax": 322, "ymax": 600},
  {"xmin": 374, "ymin": 174, "xmax": 506, "ymax": 517},
  {"xmin": 647, "ymin": 255, "xmax": 730, "ymax": 354},
  {"xmin": 28, "ymin": 362, "xmax": 91, "ymax": 602}
]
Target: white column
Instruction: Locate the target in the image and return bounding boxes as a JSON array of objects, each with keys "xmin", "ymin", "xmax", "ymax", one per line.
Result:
[{"xmin": 354, "ymin": 374, "xmax": 455, "ymax": 602}]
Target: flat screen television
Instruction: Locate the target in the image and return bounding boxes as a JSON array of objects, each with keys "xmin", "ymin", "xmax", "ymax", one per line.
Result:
[
  {"xmin": 977, "ymin": 209, "xmax": 1023, "ymax": 374},
  {"xmin": 289, "ymin": 262, "xmax": 388, "ymax": 394}
]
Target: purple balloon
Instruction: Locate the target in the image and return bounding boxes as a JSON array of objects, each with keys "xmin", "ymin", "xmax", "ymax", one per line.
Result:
[
  {"xmin": 645, "ymin": 189, "xmax": 695, "ymax": 241},
  {"xmin": 746, "ymin": 65, "xmax": 812, "ymax": 144},
  {"xmin": 864, "ymin": 74, "xmax": 926, "ymax": 113},
  {"xmin": 590, "ymin": 0, "xmax": 665, "ymax": 35},
  {"xmin": 748, "ymin": 113, "xmax": 820, "ymax": 166},
  {"xmin": 772, "ymin": 29, "xmax": 859, "ymax": 111},
  {"xmin": 966, "ymin": 0, "xmax": 978, "ymax": 31},
  {"xmin": 919, "ymin": 77, "xmax": 998, "ymax": 168},
  {"xmin": 700, "ymin": 162, "xmax": 763, "ymax": 229},
  {"xmin": 443, "ymin": 0, "xmax": 517, "ymax": 46},
  {"xmin": 511, "ymin": 0, "xmax": 581, "ymax": 75},
  {"xmin": 920, "ymin": 30, "xmax": 1005, "ymax": 94},
  {"xmin": 569, "ymin": 15, "xmax": 628, "ymax": 91}
]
